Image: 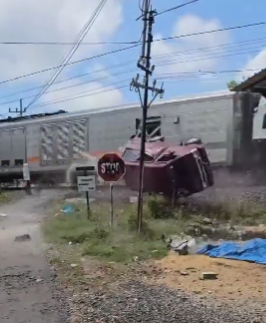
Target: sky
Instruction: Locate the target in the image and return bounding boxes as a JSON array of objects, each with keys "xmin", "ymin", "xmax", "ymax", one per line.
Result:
[{"xmin": 0, "ymin": 0, "xmax": 265, "ymax": 116}]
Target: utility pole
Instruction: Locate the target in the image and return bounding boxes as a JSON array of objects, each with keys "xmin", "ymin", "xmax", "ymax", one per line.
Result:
[
  {"xmin": 130, "ymin": 0, "xmax": 164, "ymax": 232},
  {"xmin": 9, "ymin": 99, "xmax": 26, "ymax": 117}
]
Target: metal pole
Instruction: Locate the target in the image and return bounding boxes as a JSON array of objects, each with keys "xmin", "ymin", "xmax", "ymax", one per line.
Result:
[
  {"xmin": 110, "ymin": 182, "xmax": 114, "ymax": 226},
  {"xmin": 84, "ymin": 170, "xmax": 90, "ymax": 219},
  {"xmin": 137, "ymin": 1, "xmax": 153, "ymax": 232},
  {"xmin": 19, "ymin": 99, "xmax": 23, "ymax": 117}
]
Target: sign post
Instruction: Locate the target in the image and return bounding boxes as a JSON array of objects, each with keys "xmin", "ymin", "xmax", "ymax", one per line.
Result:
[
  {"xmin": 97, "ymin": 153, "xmax": 126, "ymax": 226},
  {"xmin": 110, "ymin": 182, "xmax": 114, "ymax": 226},
  {"xmin": 23, "ymin": 163, "xmax": 32, "ymax": 195},
  {"xmin": 76, "ymin": 166, "xmax": 96, "ymax": 219}
]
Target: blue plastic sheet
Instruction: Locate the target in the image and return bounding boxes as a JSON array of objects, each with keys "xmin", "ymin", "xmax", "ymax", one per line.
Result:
[
  {"xmin": 62, "ymin": 204, "xmax": 75, "ymax": 214},
  {"xmin": 197, "ymin": 238, "xmax": 266, "ymax": 265}
]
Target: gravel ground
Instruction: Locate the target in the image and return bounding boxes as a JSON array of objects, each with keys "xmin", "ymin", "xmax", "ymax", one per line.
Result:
[
  {"xmin": 70, "ymin": 280, "xmax": 266, "ymax": 323},
  {"xmin": 191, "ymin": 185, "xmax": 266, "ymax": 206},
  {"xmin": 187, "ymin": 168, "xmax": 266, "ymax": 206},
  {"xmin": 0, "ymin": 189, "xmax": 70, "ymax": 323}
]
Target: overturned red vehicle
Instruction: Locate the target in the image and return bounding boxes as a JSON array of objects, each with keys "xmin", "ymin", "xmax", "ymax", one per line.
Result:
[{"xmin": 121, "ymin": 136, "xmax": 214, "ymax": 198}]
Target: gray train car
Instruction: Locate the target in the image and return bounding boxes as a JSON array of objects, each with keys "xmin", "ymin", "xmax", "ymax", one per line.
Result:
[{"xmin": 0, "ymin": 90, "xmax": 260, "ymax": 184}]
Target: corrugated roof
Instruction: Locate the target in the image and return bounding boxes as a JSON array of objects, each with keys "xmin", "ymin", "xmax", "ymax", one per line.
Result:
[{"xmin": 232, "ymin": 68, "xmax": 266, "ymax": 92}]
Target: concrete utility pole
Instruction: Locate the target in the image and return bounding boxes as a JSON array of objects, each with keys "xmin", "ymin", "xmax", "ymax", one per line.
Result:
[
  {"xmin": 9, "ymin": 99, "xmax": 26, "ymax": 117},
  {"xmin": 130, "ymin": 0, "xmax": 164, "ymax": 232}
]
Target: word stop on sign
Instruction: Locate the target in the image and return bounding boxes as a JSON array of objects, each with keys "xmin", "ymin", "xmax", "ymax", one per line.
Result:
[{"xmin": 100, "ymin": 162, "xmax": 121, "ymax": 174}]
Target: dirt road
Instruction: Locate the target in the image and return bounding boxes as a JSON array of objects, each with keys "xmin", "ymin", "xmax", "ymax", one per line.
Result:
[{"xmin": 0, "ymin": 190, "xmax": 69, "ymax": 323}]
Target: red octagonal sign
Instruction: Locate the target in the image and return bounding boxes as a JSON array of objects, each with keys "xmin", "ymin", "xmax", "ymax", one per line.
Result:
[{"xmin": 97, "ymin": 152, "xmax": 126, "ymax": 182}]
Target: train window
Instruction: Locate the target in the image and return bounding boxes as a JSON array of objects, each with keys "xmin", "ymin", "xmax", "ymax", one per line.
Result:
[
  {"xmin": 262, "ymin": 114, "xmax": 266, "ymax": 129},
  {"xmin": 14, "ymin": 159, "xmax": 24, "ymax": 166},
  {"xmin": 1, "ymin": 160, "xmax": 10, "ymax": 166},
  {"xmin": 135, "ymin": 116, "xmax": 161, "ymax": 137}
]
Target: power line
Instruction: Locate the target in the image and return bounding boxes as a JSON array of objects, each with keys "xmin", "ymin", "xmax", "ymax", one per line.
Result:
[
  {"xmin": 156, "ymin": 48, "xmax": 263, "ymax": 67},
  {"xmin": 0, "ymin": 44, "xmax": 139, "ymax": 86},
  {"xmin": 154, "ymin": 21, "xmax": 266, "ymax": 43},
  {"xmin": 0, "ymin": 70, "xmax": 136, "ymax": 106},
  {"xmin": 0, "ymin": 46, "xmax": 263, "ymax": 107},
  {"xmin": 26, "ymin": 0, "xmax": 108, "ymax": 110},
  {"xmin": 153, "ymin": 36, "xmax": 266, "ymax": 60},
  {"xmin": 155, "ymin": 0, "xmax": 199, "ymax": 16},
  {"xmin": 0, "ymin": 40, "xmax": 140, "ymax": 45},
  {"xmin": 1, "ymin": 41, "xmax": 264, "ymax": 108},
  {"xmin": 0, "ymin": 68, "xmax": 256, "ymax": 108},
  {"xmin": 0, "ymin": 61, "xmax": 137, "ymax": 101},
  {"xmin": 0, "ymin": 20, "xmax": 261, "ymax": 46},
  {"xmin": 3, "ymin": 68, "xmax": 256, "ymax": 112},
  {"xmin": 33, "ymin": 80, "xmax": 130, "ymax": 109},
  {"xmin": 0, "ymin": 21, "xmax": 263, "ymax": 87}
]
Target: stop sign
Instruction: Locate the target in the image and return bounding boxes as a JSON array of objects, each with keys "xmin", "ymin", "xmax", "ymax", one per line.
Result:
[{"xmin": 97, "ymin": 152, "xmax": 126, "ymax": 182}]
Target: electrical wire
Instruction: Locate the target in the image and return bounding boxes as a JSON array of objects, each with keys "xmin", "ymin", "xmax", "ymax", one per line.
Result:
[
  {"xmin": 1, "ymin": 35, "xmax": 265, "ymax": 102},
  {"xmin": 0, "ymin": 44, "xmax": 139, "ymax": 86},
  {"xmin": 22, "ymin": 71, "xmax": 249, "ymax": 110},
  {"xmin": 0, "ymin": 44, "xmax": 264, "ymax": 107},
  {"xmin": 155, "ymin": 48, "xmax": 263, "ymax": 68},
  {"xmin": 0, "ymin": 69, "xmax": 137, "ymax": 106},
  {"xmin": 154, "ymin": 21, "xmax": 266, "ymax": 43},
  {"xmin": 0, "ymin": 21, "xmax": 263, "ymax": 87},
  {"xmin": 21, "ymin": 69, "xmax": 260, "ymax": 108},
  {"xmin": 32, "ymin": 80, "xmax": 130, "ymax": 109},
  {"xmin": 0, "ymin": 21, "xmax": 262, "ymax": 47},
  {"xmin": 155, "ymin": 0, "xmax": 199, "ymax": 17},
  {"xmin": 152, "ymin": 36, "xmax": 266, "ymax": 60},
  {"xmin": 26, "ymin": 0, "xmax": 108, "ymax": 110},
  {"xmin": 0, "ymin": 40, "xmax": 140, "ymax": 45}
]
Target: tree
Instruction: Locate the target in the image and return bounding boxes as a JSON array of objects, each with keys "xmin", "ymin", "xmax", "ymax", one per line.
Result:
[{"xmin": 227, "ymin": 80, "xmax": 239, "ymax": 90}]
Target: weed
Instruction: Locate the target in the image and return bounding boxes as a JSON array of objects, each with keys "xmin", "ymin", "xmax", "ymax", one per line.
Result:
[{"xmin": 43, "ymin": 194, "xmax": 266, "ymax": 267}]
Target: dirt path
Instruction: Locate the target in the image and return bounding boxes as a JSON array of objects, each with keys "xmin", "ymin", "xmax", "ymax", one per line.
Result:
[{"xmin": 0, "ymin": 190, "xmax": 69, "ymax": 323}]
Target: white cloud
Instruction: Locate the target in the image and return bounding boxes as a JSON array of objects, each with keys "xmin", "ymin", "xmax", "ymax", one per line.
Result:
[
  {"xmin": 239, "ymin": 47, "xmax": 266, "ymax": 80},
  {"xmin": 0, "ymin": 0, "xmax": 123, "ymax": 78},
  {"xmin": 152, "ymin": 14, "xmax": 230, "ymax": 78},
  {"xmin": 0, "ymin": 0, "xmax": 125, "ymax": 113}
]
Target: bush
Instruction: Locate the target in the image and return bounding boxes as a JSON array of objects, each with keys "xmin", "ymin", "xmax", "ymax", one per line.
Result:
[
  {"xmin": 90, "ymin": 226, "xmax": 109, "ymax": 240},
  {"xmin": 127, "ymin": 210, "xmax": 155, "ymax": 239},
  {"xmin": 146, "ymin": 195, "xmax": 173, "ymax": 219}
]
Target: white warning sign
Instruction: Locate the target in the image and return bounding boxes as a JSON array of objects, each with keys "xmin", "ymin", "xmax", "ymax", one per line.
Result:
[{"xmin": 77, "ymin": 175, "xmax": 96, "ymax": 192}]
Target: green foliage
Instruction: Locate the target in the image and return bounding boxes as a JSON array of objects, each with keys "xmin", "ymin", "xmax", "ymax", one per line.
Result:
[
  {"xmin": 43, "ymin": 194, "xmax": 266, "ymax": 265},
  {"xmin": 227, "ymin": 80, "xmax": 239, "ymax": 90},
  {"xmin": 146, "ymin": 195, "xmax": 174, "ymax": 219}
]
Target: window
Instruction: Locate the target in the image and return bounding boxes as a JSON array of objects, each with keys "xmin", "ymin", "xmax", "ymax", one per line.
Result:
[
  {"xmin": 262, "ymin": 114, "xmax": 266, "ymax": 129},
  {"xmin": 135, "ymin": 116, "xmax": 161, "ymax": 137},
  {"xmin": 123, "ymin": 148, "xmax": 153, "ymax": 162},
  {"xmin": 157, "ymin": 152, "xmax": 176, "ymax": 162}
]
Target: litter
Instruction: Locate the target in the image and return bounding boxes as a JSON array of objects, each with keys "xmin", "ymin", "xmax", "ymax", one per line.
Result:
[{"xmin": 197, "ymin": 238, "xmax": 266, "ymax": 265}]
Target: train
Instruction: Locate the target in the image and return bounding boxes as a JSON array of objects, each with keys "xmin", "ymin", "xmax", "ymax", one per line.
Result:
[{"xmin": 0, "ymin": 89, "xmax": 264, "ymax": 185}]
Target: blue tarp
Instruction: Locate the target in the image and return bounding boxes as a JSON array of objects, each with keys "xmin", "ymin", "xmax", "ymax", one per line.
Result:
[
  {"xmin": 197, "ymin": 238, "xmax": 266, "ymax": 265},
  {"xmin": 62, "ymin": 204, "xmax": 75, "ymax": 214}
]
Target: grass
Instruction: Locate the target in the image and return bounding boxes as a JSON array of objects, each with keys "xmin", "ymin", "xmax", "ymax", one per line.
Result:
[
  {"xmin": 42, "ymin": 194, "xmax": 266, "ymax": 292},
  {"xmin": 42, "ymin": 194, "xmax": 266, "ymax": 267},
  {"xmin": 0, "ymin": 191, "xmax": 17, "ymax": 205},
  {"xmin": 43, "ymin": 200, "xmax": 177, "ymax": 264}
]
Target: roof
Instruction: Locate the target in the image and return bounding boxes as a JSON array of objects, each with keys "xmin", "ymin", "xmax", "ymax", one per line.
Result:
[
  {"xmin": 0, "ymin": 89, "xmax": 233, "ymax": 126},
  {"xmin": 0, "ymin": 110, "xmax": 67, "ymax": 123},
  {"xmin": 231, "ymin": 69, "xmax": 266, "ymax": 94}
]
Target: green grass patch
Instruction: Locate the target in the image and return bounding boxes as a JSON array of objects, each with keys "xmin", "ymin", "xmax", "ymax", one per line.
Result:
[
  {"xmin": 0, "ymin": 191, "xmax": 17, "ymax": 204},
  {"xmin": 43, "ymin": 195, "xmax": 266, "ymax": 266},
  {"xmin": 42, "ymin": 199, "xmax": 181, "ymax": 264}
]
